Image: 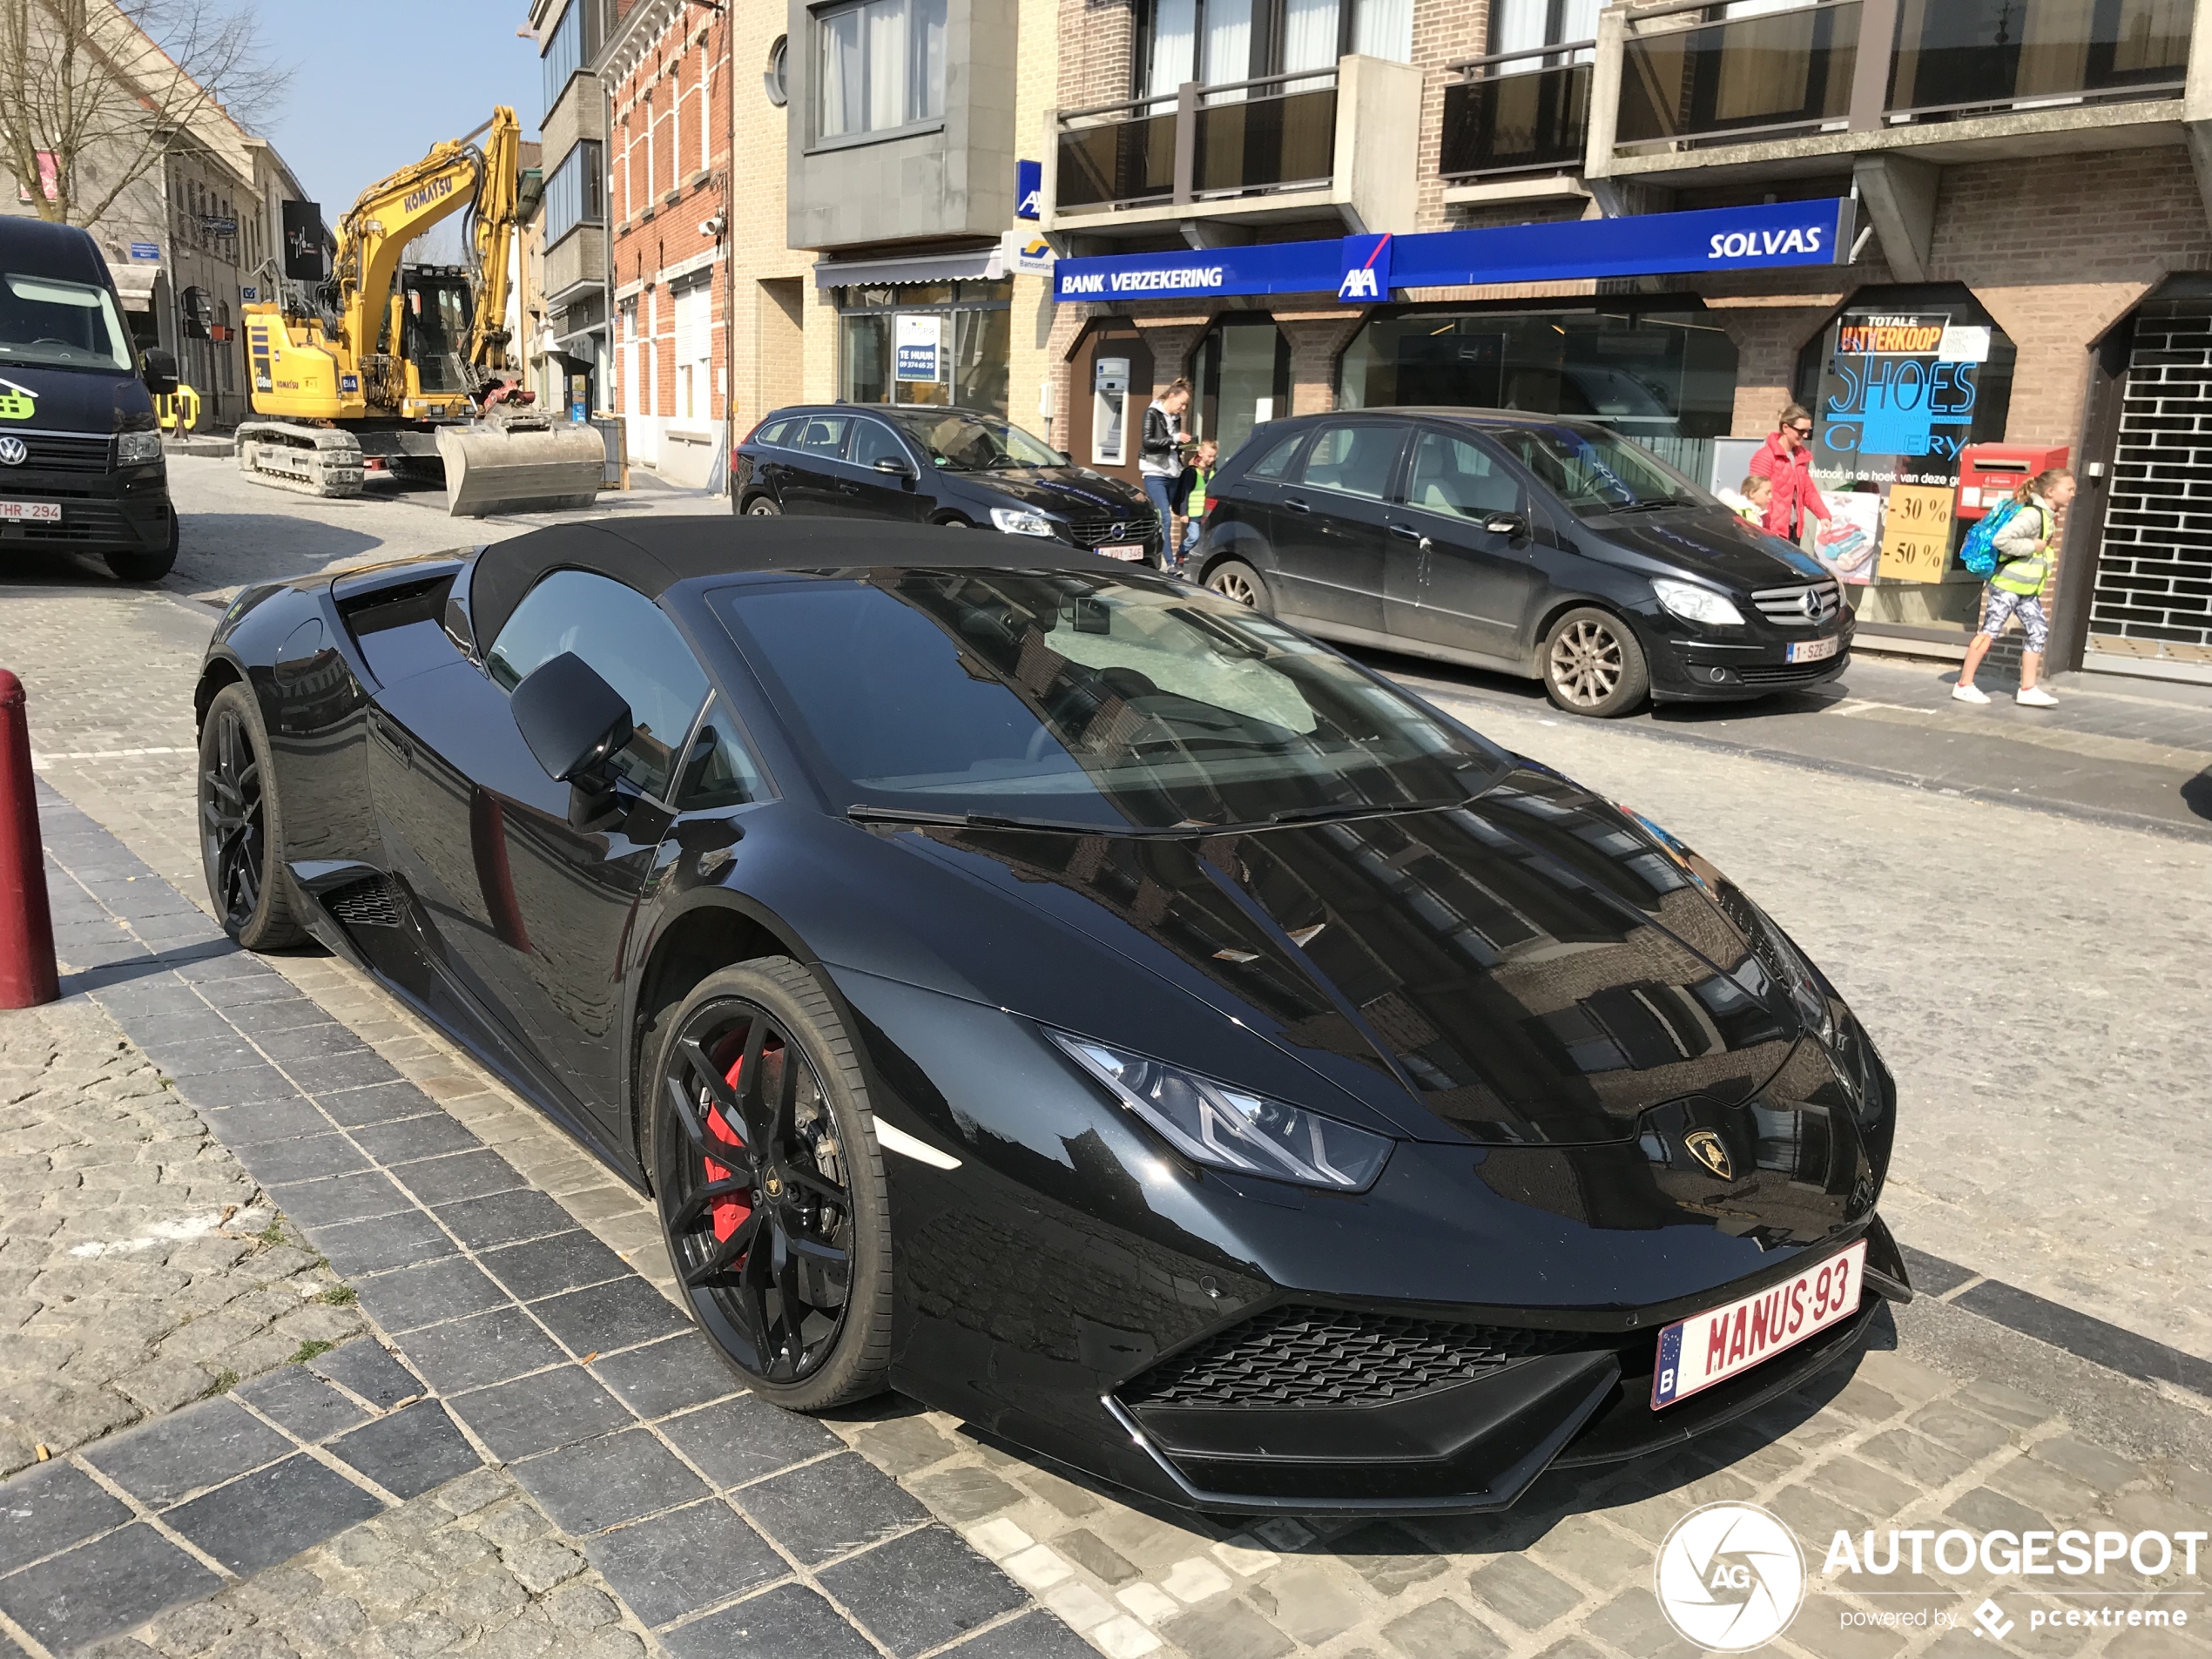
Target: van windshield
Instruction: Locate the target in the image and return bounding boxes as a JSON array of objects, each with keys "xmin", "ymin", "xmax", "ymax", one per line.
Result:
[{"xmin": 0, "ymin": 273, "xmax": 134, "ymax": 372}]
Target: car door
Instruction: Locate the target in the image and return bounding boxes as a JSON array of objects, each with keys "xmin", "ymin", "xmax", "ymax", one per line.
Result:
[
  {"xmin": 833, "ymin": 416, "xmax": 930, "ymax": 522},
  {"xmin": 779, "ymin": 414, "xmax": 853, "ymax": 514},
  {"xmin": 1267, "ymin": 420, "xmax": 1408, "ymax": 636},
  {"xmin": 1384, "ymin": 428, "xmax": 1547, "ymax": 664},
  {"xmin": 374, "ymin": 570, "xmax": 718, "ymax": 1129}
]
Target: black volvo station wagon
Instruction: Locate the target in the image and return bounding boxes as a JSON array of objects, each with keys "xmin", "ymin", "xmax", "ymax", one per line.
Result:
[{"xmin": 1191, "ymin": 411, "xmax": 1852, "ymax": 716}]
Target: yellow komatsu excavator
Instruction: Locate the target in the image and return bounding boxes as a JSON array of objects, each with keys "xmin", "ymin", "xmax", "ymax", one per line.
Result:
[{"xmin": 238, "ymin": 107, "xmax": 604, "ymax": 516}]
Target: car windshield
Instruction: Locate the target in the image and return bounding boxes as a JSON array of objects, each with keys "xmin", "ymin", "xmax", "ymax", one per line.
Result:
[
  {"xmin": 0, "ymin": 273, "xmax": 134, "ymax": 372},
  {"xmin": 1488, "ymin": 425, "xmax": 1710, "ymax": 517},
  {"xmin": 713, "ymin": 570, "xmax": 1510, "ymax": 832},
  {"xmin": 896, "ymin": 413, "xmax": 1066, "ymax": 472}
]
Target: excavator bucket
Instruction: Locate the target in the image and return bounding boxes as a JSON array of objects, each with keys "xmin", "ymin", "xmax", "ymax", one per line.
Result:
[{"xmin": 437, "ymin": 421, "xmax": 606, "ymax": 517}]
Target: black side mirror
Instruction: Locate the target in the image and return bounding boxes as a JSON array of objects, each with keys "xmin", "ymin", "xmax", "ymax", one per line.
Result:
[
  {"xmin": 873, "ymin": 455, "xmax": 915, "ymax": 478},
  {"xmin": 511, "ymin": 651, "xmax": 633, "ymax": 784},
  {"xmin": 142, "ymin": 347, "xmax": 179, "ymax": 397},
  {"xmin": 1484, "ymin": 512, "xmax": 1530, "ymax": 540}
]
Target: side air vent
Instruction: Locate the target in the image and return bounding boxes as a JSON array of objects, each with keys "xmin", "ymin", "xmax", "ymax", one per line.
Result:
[
  {"xmin": 326, "ymin": 877, "xmax": 405, "ymax": 929},
  {"xmin": 1120, "ymin": 1305, "xmax": 1576, "ymax": 1410}
]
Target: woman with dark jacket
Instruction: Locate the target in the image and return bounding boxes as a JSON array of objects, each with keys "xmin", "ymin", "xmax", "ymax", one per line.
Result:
[{"xmin": 1140, "ymin": 379, "xmax": 1193, "ymax": 563}]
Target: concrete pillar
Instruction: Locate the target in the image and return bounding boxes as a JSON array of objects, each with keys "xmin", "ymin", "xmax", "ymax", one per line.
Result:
[
  {"xmin": 1275, "ymin": 310, "xmax": 1368, "ymax": 416},
  {"xmin": 1853, "ymin": 154, "xmax": 1939, "ymax": 285}
]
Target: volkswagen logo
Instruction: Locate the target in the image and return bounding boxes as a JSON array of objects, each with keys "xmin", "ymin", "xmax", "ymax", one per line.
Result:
[{"xmin": 0, "ymin": 436, "xmax": 25, "ymax": 467}]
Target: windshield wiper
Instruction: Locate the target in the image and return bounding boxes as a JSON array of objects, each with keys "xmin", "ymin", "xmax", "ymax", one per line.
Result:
[
  {"xmin": 1245, "ymin": 798, "xmax": 1467, "ymax": 829},
  {"xmin": 846, "ymin": 804, "xmax": 1117, "ymax": 833}
]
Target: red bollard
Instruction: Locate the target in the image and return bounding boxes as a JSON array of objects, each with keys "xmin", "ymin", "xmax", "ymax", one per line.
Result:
[{"xmin": 0, "ymin": 670, "xmax": 58, "ymax": 1008}]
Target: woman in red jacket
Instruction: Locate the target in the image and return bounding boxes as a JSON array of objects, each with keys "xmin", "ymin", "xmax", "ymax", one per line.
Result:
[{"xmin": 1747, "ymin": 404, "xmax": 1831, "ymax": 543}]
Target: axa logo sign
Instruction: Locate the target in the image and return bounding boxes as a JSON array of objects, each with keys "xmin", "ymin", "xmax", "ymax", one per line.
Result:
[
  {"xmin": 1015, "ymin": 158, "xmax": 1042, "ymax": 220},
  {"xmin": 1338, "ymin": 233, "xmax": 1391, "ymax": 303}
]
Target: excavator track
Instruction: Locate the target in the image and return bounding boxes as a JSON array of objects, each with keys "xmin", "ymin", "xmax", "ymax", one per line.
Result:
[{"xmin": 236, "ymin": 422, "xmax": 368, "ymax": 499}]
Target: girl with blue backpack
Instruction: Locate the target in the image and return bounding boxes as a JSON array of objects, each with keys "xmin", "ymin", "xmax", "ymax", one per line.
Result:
[{"xmin": 1952, "ymin": 468, "xmax": 2076, "ymax": 707}]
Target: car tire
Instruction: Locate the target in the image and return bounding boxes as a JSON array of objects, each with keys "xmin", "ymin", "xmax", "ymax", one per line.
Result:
[
  {"xmin": 1541, "ymin": 607, "xmax": 1649, "ymax": 718},
  {"xmin": 1204, "ymin": 557, "xmax": 1272, "ymax": 614},
  {"xmin": 646, "ymin": 957, "xmax": 895, "ymax": 1413},
  {"xmin": 198, "ymin": 682, "xmax": 307, "ymax": 948},
  {"xmin": 105, "ymin": 513, "xmax": 179, "ymax": 583},
  {"xmin": 744, "ymin": 496, "xmax": 781, "ymax": 516}
]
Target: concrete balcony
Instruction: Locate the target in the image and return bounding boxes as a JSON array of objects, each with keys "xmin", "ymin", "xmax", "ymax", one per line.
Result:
[
  {"xmin": 543, "ymin": 71, "xmax": 605, "ymax": 166},
  {"xmin": 543, "ymin": 224, "xmax": 606, "ymax": 306},
  {"xmin": 1439, "ymin": 42, "xmax": 1595, "ymax": 209},
  {"xmin": 1042, "ymin": 54, "xmax": 1420, "ymax": 245}
]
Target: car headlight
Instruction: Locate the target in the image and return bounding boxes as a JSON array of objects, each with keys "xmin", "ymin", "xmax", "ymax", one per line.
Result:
[
  {"xmin": 1652, "ymin": 578, "xmax": 1744, "ymax": 627},
  {"xmin": 118, "ymin": 429, "xmax": 164, "ymax": 465},
  {"xmin": 989, "ymin": 506, "xmax": 1056, "ymax": 538},
  {"xmin": 1049, "ymin": 1031, "xmax": 1392, "ymax": 1191}
]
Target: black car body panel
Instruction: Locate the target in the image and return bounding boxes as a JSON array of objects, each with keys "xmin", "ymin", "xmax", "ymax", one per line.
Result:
[
  {"xmin": 734, "ymin": 403, "xmax": 1166, "ymax": 563},
  {"xmin": 0, "ymin": 219, "xmax": 173, "ymax": 563},
  {"xmin": 199, "ymin": 518, "xmax": 1906, "ymax": 1515},
  {"xmin": 1197, "ymin": 410, "xmax": 1852, "ymax": 704}
]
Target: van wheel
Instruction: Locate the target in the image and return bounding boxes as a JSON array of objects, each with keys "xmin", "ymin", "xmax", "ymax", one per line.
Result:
[
  {"xmin": 1204, "ymin": 559, "xmax": 1271, "ymax": 614},
  {"xmin": 1541, "ymin": 607, "xmax": 1649, "ymax": 718},
  {"xmin": 745, "ymin": 496, "xmax": 781, "ymax": 516},
  {"xmin": 105, "ymin": 513, "xmax": 178, "ymax": 583}
]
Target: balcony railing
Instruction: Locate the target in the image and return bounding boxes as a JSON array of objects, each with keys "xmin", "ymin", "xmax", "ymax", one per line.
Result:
[
  {"xmin": 1886, "ymin": 0, "xmax": 2191, "ymax": 120},
  {"xmin": 1440, "ymin": 40, "xmax": 1595, "ymax": 178},
  {"xmin": 1055, "ymin": 68, "xmax": 1339, "ymax": 212},
  {"xmin": 1618, "ymin": 0, "xmax": 1859, "ymax": 147},
  {"xmin": 1612, "ymin": 0, "xmax": 2191, "ymax": 154}
]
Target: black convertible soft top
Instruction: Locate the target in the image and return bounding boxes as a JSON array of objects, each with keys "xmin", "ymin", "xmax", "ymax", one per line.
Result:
[{"xmin": 469, "ymin": 516, "xmax": 1128, "ymax": 655}]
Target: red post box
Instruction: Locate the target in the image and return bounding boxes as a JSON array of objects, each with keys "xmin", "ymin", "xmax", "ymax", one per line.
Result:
[{"xmin": 1955, "ymin": 443, "xmax": 2070, "ymax": 521}]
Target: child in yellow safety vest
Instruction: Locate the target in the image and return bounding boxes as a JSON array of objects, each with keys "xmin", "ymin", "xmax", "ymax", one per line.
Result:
[{"xmin": 1953, "ymin": 468, "xmax": 2076, "ymax": 709}]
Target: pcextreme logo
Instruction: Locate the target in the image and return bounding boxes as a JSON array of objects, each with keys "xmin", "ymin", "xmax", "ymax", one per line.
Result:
[
  {"xmin": 0, "ymin": 376, "xmax": 37, "ymax": 420},
  {"xmin": 1655, "ymin": 1502, "xmax": 1807, "ymax": 1651}
]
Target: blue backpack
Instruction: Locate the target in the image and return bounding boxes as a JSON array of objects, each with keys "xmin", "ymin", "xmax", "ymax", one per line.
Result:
[{"xmin": 1959, "ymin": 497, "xmax": 2020, "ymax": 579}]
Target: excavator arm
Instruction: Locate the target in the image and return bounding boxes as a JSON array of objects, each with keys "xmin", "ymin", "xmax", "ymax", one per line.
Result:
[{"xmin": 468, "ymin": 112, "xmax": 521, "ymax": 373}]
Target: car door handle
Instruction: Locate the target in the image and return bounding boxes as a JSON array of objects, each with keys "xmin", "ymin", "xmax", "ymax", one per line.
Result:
[
  {"xmin": 1282, "ymin": 497, "xmax": 1311, "ymax": 515},
  {"xmin": 1388, "ymin": 523, "xmax": 1421, "ymax": 540},
  {"xmin": 371, "ymin": 711, "xmax": 412, "ymax": 769}
]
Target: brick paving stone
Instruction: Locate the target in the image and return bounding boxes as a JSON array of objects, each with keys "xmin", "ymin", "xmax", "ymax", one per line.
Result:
[
  {"xmin": 510, "ymin": 1427, "xmax": 711, "ymax": 1536},
  {"xmin": 0, "ymin": 1459, "xmax": 131, "ymax": 1575},
  {"xmin": 853, "ymin": 1413, "xmax": 961, "ymax": 1477},
  {"xmin": 586, "ymin": 1335, "xmax": 740, "ymax": 1420},
  {"xmin": 163, "ymin": 1453, "xmax": 388, "ymax": 1575},
  {"xmin": 530, "ymin": 1276, "xmax": 691, "ymax": 1354},
  {"xmin": 1904, "ymin": 1399, "xmax": 2018, "ymax": 1460},
  {"xmin": 1465, "ymin": 1552, "xmax": 1583, "ymax": 1631},
  {"xmin": 1804, "ymin": 1454, "xmax": 1921, "ymax": 1521},
  {"xmin": 2030, "ymin": 1434, "xmax": 2144, "ymax": 1494},
  {"xmin": 1244, "ymin": 1560, "xmax": 1372, "ymax": 1645},
  {"xmin": 658, "ymin": 1393, "xmax": 846, "ymax": 1487},
  {"xmin": 945, "ymin": 1608, "xmax": 1100, "ymax": 1659},
  {"xmin": 310, "ymin": 1336, "xmax": 424, "ymax": 1410},
  {"xmin": 230, "ymin": 1364, "xmax": 371, "ymax": 1443},
  {"xmin": 82, "ymin": 1396, "xmax": 293, "ymax": 1507},
  {"xmin": 350, "ymin": 1255, "xmax": 512, "ymax": 1333},
  {"xmin": 1856, "ymin": 1427, "xmax": 1982, "ymax": 1489},
  {"xmin": 737, "ymin": 1452, "xmax": 930, "ymax": 1566},
  {"xmin": 816, "ymin": 1525, "xmax": 1027, "ymax": 1656},
  {"xmin": 0, "ymin": 1521, "xmax": 222, "ymax": 1653},
  {"xmin": 912, "ymin": 1463, "xmax": 1028, "ymax": 1523},
  {"xmin": 1056, "ymin": 1528, "xmax": 1141, "ymax": 1588},
  {"xmin": 659, "ymin": 1582, "xmax": 882, "ymax": 1659},
  {"xmin": 1583, "ymin": 1587, "xmax": 1702, "ymax": 1658},
  {"xmin": 325, "ymin": 1403, "xmax": 482, "ymax": 1501},
  {"xmin": 1334, "ymin": 1521, "xmax": 1453, "ymax": 1598},
  {"xmin": 450, "ymin": 1366, "xmax": 637, "ymax": 1462},
  {"xmin": 478, "ymin": 1229, "xmax": 633, "ymax": 1302},
  {"xmin": 1381, "ymin": 1595, "xmax": 1506, "ymax": 1658},
  {"xmin": 581, "ymin": 1497, "xmax": 785, "ymax": 1627}
]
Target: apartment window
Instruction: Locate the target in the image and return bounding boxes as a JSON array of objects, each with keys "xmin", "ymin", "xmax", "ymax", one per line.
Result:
[
  {"xmin": 541, "ymin": 1, "xmax": 595, "ymax": 119},
  {"xmin": 544, "ymin": 140, "xmax": 604, "ymax": 245},
  {"xmin": 1137, "ymin": 0, "xmax": 1407, "ymax": 96},
  {"xmin": 816, "ymin": 0, "xmax": 948, "ymax": 141},
  {"xmin": 1489, "ymin": 0, "xmax": 1598, "ymax": 57}
]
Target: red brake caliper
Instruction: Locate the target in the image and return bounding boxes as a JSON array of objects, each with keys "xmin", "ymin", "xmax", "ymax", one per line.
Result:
[{"xmin": 703, "ymin": 1053, "xmax": 753, "ymax": 1245}]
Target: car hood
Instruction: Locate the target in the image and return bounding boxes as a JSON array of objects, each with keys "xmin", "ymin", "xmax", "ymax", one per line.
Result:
[
  {"xmin": 864, "ymin": 765, "xmax": 1811, "ymax": 1148},
  {"xmin": 1581, "ymin": 504, "xmax": 1831, "ymax": 590},
  {"xmin": 957, "ymin": 468, "xmax": 1150, "ymax": 517}
]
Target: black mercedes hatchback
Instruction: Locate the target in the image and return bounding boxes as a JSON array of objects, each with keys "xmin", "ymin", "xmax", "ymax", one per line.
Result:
[
  {"xmin": 735, "ymin": 403, "xmax": 1167, "ymax": 566},
  {"xmin": 1192, "ymin": 410, "xmax": 1852, "ymax": 716}
]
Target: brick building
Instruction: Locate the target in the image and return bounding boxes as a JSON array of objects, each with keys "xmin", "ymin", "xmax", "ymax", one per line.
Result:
[{"xmin": 1038, "ymin": 0, "xmax": 2212, "ymax": 686}]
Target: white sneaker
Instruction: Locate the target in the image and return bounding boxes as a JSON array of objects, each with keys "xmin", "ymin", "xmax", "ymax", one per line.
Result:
[
  {"xmin": 2016, "ymin": 685, "xmax": 2059, "ymax": 707},
  {"xmin": 1952, "ymin": 682, "xmax": 1990, "ymax": 705}
]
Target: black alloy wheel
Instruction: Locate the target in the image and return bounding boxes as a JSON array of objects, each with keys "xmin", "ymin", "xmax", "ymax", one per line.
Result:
[
  {"xmin": 651, "ymin": 959, "xmax": 894, "ymax": 1409},
  {"xmin": 197, "ymin": 682, "xmax": 304, "ymax": 948}
]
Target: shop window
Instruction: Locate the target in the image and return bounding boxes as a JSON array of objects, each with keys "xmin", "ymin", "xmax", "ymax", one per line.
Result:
[
  {"xmin": 1793, "ymin": 284, "xmax": 2017, "ymax": 637},
  {"xmin": 817, "ymin": 0, "xmax": 948, "ymax": 142},
  {"xmin": 837, "ymin": 281, "xmax": 1010, "ymax": 416},
  {"xmin": 1192, "ymin": 315, "xmax": 1290, "ymax": 467},
  {"xmin": 1339, "ymin": 306, "xmax": 1737, "ymax": 485}
]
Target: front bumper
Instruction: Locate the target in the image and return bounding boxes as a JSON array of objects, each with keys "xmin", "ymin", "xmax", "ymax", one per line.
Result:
[
  {"xmin": 1644, "ymin": 610, "xmax": 1856, "ymax": 702},
  {"xmin": 0, "ymin": 466, "xmax": 172, "ymax": 555},
  {"xmin": 1096, "ymin": 1216, "xmax": 1908, "ymax": 1516}
]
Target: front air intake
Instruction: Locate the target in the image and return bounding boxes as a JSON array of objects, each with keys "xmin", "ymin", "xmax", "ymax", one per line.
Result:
[{"xmin": 325, "ymin": 877, "xmax": 405, "ymax": 929}]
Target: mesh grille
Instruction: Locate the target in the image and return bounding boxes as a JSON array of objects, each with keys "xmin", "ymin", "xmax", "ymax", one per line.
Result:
[
  {"xmin": 327, "ymin": 878, "xmax": 404, "ymax": 928},
  {"xmin": 1121, "ymin": 1305, "xmax": 1575, "ymax": 1409},
  {"xmin": 1062, "ymin": 507, "xmax": 1158, "ymax": 550},
  {"xmin": 1735, "ymin": 659, "xmax": 1841, "ymax": 685}
]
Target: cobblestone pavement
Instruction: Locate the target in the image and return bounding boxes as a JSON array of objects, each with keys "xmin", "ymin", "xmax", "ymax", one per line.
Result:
[{"xmin": 3, "ymin": 514, "xmax": 2212, "ymax": 1656}]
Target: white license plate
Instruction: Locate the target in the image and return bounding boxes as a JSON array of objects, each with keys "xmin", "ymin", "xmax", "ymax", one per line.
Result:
[
  {"xmin": 1096, "ymin": 543, "xmax": 1145, "ymax": 562},
  {"xmin": 1786, "ymin": 635, "xmax": 1840, "ymax": 664},
  {"xmin": 0, "ymin": 501, "xmax": 61, "ymax": 523},
  {"xmin": 1653, "ymin": 1239, "xmax": 1865, "ymax": 1409}
]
